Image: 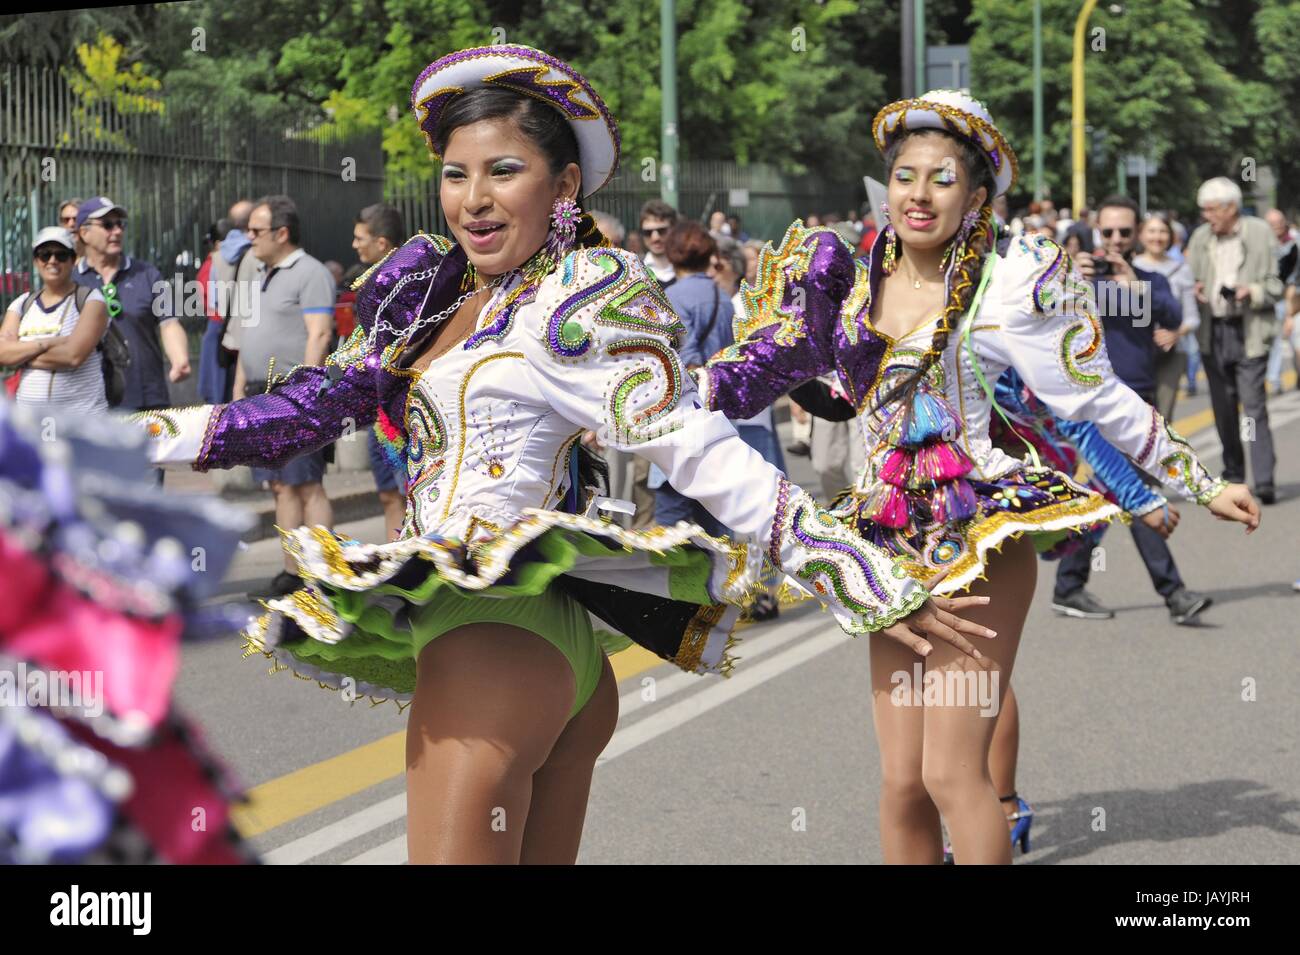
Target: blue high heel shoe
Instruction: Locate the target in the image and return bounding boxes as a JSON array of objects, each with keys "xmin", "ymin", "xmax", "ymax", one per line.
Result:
[
  {"xmin": 1002, "ymin": 791, "xmax": 1034, "ymax": 854},
  {"xmin": 941, "ymin": 792, "xmax": 1034, "ymax": 862}
]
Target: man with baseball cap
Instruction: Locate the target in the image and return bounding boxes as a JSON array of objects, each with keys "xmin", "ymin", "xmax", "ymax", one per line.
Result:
[{"xmin": 72, "ymin": 197, "xmax": 191, "ymax": 414}]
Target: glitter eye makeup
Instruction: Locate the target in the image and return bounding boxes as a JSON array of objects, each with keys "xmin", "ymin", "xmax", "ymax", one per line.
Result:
[
  {"xmin": 932, "ymin": 167, "xmax": 958, "ymax": 186},
  {"xmin": 894, "ymin": 169, "xmax": 917, "ymax": 183}
]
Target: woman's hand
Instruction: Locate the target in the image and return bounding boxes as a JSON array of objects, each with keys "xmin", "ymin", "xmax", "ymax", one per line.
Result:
[
  {"xmin": 876, "ymin": 571, "xmax": 996, "ymax": 659},
  {"xmin": 1206, "ymin": 483, "xmax": 1260, "ymax": 534}
]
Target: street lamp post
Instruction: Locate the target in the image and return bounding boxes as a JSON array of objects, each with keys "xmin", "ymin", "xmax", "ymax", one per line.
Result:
[
  {"xmin": 1033, "ymin": 0, "xmax": 1043, "ymax": 201},
  {"xmin": 915, "ymin": 0, "xmax": 927, "ymax": 95},
  {"xmin": 1071, "ymin": 0, "xmax": 1101, "ymax": 217},
  {"xmin": 660, "ymin": 0, "xmax": 679, "ymax": 209}
]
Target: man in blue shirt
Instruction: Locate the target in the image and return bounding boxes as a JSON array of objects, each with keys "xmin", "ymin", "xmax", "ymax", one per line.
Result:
[
  {"xmin": 1052, "ymin": 194, "xmax": 1212, "ymax": 625},
  {"xmin": 72, "ymin": 197, "xmax": 191, "ymax": 411}
]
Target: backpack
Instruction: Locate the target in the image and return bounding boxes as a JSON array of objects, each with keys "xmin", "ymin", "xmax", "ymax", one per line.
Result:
[{"xmin": 97, "ymin": 294, "xmax": 131, "ymax": 408}]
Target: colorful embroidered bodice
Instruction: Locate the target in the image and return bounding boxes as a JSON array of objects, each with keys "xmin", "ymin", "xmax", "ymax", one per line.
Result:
[
  {"xmin": 131, "ymin": 238, "xmax": 933, "ymax": 634},
  {"xmin": 700, "ymin": 222, "xmax": 1228, "ymax": 509}
]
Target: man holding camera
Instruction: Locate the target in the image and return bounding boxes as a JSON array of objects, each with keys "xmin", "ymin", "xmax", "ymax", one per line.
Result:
[
  {"xmin": 1055, "ymin": 194, "xmax": 1212, "ymax": 625},
  {"xmin": 1185, "ymin": 177, "xmax": 1284, "ymax": 505}
]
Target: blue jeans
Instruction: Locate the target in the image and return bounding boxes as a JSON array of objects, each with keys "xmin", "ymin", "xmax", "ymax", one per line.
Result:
[
  {"xmin": 652, "ymin": 424, "xmax": 785, "ymax": 538},
  {"xmin": 1266, "ymin": 302, "xmax": 1300, "ymax": 386},
  {"xmin": 1182, "ymin": 333, "xmax": 1202, "ymax": 392}
]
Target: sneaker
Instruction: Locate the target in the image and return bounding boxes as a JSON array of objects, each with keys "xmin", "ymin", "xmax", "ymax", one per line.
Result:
[
  {"xmin": 1051, "ymin": 589, "xmax": 1115, "ymax": 619},
  {"xmin": 743, "ymin": 593, "xmax": 780, "ymax": 623},
  {"xmin": 785, "ymin": 440, "xmax": 811, "ymax": 457},
  {"xmin": 252, "ymin": 570, "xmax": 303, "ymax": 599},
  {"xmin": 1167, "ymin": 587, "xmax": 1212, "ymax": 625}
]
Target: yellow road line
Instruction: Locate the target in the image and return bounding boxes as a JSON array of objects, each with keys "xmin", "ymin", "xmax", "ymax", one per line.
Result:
[{"xmin": 232, "ymin": 389, "xmax": 1257, "ymax": 839}]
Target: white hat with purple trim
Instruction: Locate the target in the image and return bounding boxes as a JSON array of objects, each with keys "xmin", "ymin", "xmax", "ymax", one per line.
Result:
[
  {"xmin": 411, "ymin": 45, "xmax": 621, "ymax": 199},
  {"xmin": 872, "ymin": 90, "xmax": 1019, "ymax": 198}
]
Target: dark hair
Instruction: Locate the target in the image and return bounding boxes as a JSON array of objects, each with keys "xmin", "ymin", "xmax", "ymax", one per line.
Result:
[
  {"xmin": 432, "ymin": 87, "xmax": 603, "ymax": 495},
  {"xmin": 640, "ymin": 198, "xmax": 678, "ymax": 226},
  {"xmin": 872, "ymin": 128, "xmax": 997, "ymax": 415},
  {"xmin": 1137, "ymin": 211, "xmax": 1174, "ymax": 252},
  {"xmin": 1097, "ymin": 194, "xmax": 1140, "ymax": 223},
  {"xmin": 432, "ymin": 86, "xmax": 582, "ymax": 195},
  {"xmin": 253, "ymin": 194, "xmax": 300, "ymax": 245},
  {"xmin": 665, "ymin": 221, "xmax": 716, "ymax": 272},
  {"xmin": 356, "ymin": 203, "xmax": 405, "ymax": 246},
  {"xmin": 206, "ymin": 220, "xmax": 227, "ymax": 246}
]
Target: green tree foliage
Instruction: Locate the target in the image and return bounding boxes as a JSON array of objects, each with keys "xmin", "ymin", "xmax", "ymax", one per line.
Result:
[
  {"xmin": 1251, "ymin": 0, "xmax": 1300, "ymax": 209},
  {"xmin": 10, "ymin": 0, "xmax": 1299, "ymax": 211},
  {"xmin": 969, "ymin": 0, "xmax": 1245, "ymax": 213}
]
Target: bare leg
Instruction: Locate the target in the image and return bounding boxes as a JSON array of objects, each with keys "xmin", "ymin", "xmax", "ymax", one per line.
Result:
[
  {"xmin": 921, "ymin": 536, "xmax": 1036, "ymax": 864},
  {"xmin": 870, "ymin": 634, "xmax": 943, "ymax": 863},
  {"xmin": 300, "ymin": 480, "xmax": 334, "ymax": 530},
  {"xmin": 378, "ymin": 489, "xmax": 405, "ymax": 541},
  {"xmin": 989, "ymin": 684, "xmax": 1021, "ymax": 830},
  {"xmin": 405, "ymin": 623, "xmax": 576, "ymax": 864},
  {"xmin": 269, "ymin": 480, "xmax": 304, "ymax": 573},
  {"xmin": 520, "ymin": 653, "xmax": 619, "ymax": 864}
]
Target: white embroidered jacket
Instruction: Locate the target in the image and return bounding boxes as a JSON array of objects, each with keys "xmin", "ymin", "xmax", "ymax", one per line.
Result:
[{"xmin": 133, "ymin": 242, "xmax": 931, "ymax": 633}]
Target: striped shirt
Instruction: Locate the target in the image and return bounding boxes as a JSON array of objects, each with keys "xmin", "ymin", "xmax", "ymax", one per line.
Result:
[{"xmin": 7, "ymin": 288, "xmax": 108, "ymax": 412}]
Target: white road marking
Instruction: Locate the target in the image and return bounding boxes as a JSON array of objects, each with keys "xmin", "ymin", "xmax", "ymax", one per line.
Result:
[
  {"xmin": 263, "ymin": 396, "xmax": 1300, "ymax": 865},
  {"xmin": 258, "ymin": 614, "xmax": 838, "ymax": 864}
]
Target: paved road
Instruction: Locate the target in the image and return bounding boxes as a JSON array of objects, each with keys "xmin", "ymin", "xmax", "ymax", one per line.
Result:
[{"xmin": 174, "ymin": 386, "xmax": 1300, "ymax": 864}]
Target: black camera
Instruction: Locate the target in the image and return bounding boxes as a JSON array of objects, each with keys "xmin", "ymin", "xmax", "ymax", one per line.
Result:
[
  {"xmin": 1219, "ymin": 285, "xmax": 1236, "ymax": 301},
  {"xmin": 1092, "ymin": 255, "xmax": 1113, "ymax": 277}
]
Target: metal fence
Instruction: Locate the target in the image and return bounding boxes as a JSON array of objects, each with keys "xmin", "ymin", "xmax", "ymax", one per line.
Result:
[
  {"xmin": 3, "ymin": 61, "xmax": 865, "ymax": 319},
  {"xmin": 387, "ymin": 160, "xmax": 865, "ymax": 247},
  {"xmin": 1, "ymin": 64, "xmax": 384, "ymax": 314}
]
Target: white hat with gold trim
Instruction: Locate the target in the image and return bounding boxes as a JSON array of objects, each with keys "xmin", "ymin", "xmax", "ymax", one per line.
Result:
[
  {"xmin": 872, "ymin": 89, "xmax": 1019, "ymax": 197},
  {"xmin": 411, "ymin": 45, "xmax": 620, "ymax": 199}
]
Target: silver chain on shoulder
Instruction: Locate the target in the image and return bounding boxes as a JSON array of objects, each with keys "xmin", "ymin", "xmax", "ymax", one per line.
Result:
[{"xmin": 363, "ymin": 261, "xmax": 511, "ymax": 354}]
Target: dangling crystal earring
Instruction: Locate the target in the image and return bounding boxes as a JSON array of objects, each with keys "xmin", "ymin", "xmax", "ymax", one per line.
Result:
[
  {"xmin": 460, "ymin": 260, "xmax": 478, "ymax": 292},
  {"xmin": 881, "ymin": 224, "xmax": 899, "ymax": 275},
  {"xmin": 942, "ymin": 207, "xmax": 981, "ymax": 270},
  {"xmin": 547, "ymin": 196, "xmax": 581, "ymax": 260}
]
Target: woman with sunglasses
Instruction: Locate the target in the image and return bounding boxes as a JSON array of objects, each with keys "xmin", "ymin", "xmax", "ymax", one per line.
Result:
[
  {"xmin": 0, "ymin": 228, "xmax": 109, "ymax": 412},
  {"xmin": 696, "ymin": 90, "xmax": 1260, "ymax": 863}
]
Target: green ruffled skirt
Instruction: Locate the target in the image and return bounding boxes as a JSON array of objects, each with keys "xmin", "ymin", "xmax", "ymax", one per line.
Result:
[{"xmin": 243, "ymin": 509, "xmax": 762, "ymax": 709}]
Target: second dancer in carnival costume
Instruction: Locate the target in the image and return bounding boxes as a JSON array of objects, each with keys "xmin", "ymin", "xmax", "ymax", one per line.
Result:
[
  {"xmin": 127, "ymin": 49, "xmax": 990, "ymax": 864},
  {"xmin": 697, "ymin": 90, "xmax": 1259, "ymax": 864}
]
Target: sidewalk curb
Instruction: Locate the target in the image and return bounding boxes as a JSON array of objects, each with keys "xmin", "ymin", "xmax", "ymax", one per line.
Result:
[{"xmin": 240, "ymin": 489, "xmax": 383, "ymax": 543}]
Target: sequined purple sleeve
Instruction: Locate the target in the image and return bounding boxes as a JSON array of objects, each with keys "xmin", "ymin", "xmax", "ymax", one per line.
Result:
[
  {"xmin": 699, "ymin": 222, "xmax": 854, "ymax": 419},
  {"xmin": 196, "ymin": 356, "xmax": 380, "ymax": 471}
]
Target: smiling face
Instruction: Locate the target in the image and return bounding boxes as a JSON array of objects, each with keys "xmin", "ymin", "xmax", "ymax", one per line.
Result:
[
  {"xmin": 439, "ymin": 117, "xmax": 580, "ymax": 279},
  {"xmin": 885, "ymin": 133, "xmax": 988, "ymax": 255},
  {"xmin": 34, "ymin": 243, "xmax": 75, "ymax": 286},
  {"xmin": 1139, "ymin": 217, "xmax": 1171, "ymax": 257}
]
